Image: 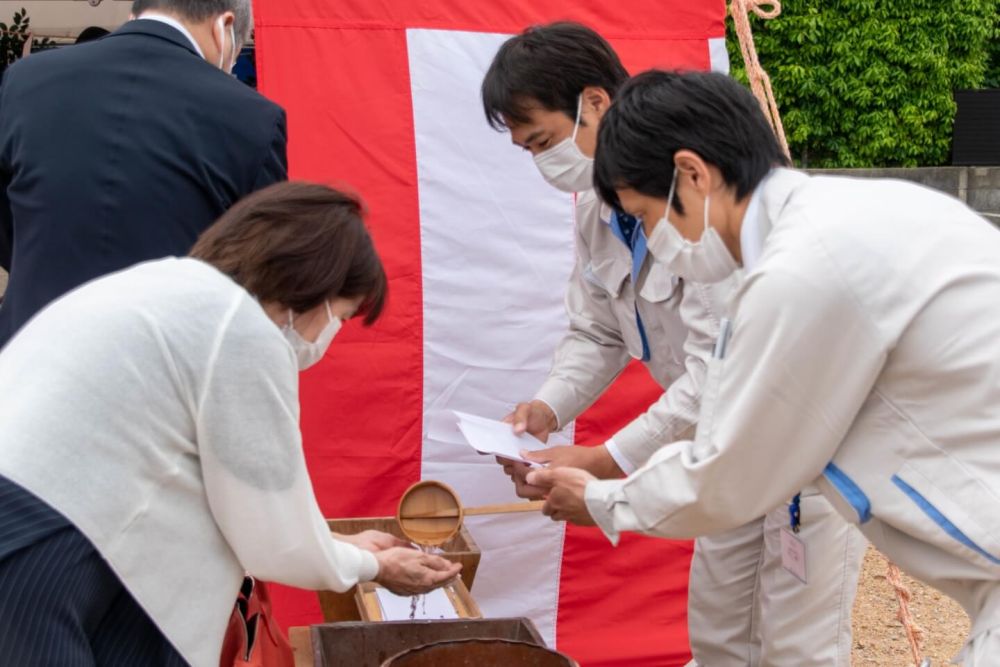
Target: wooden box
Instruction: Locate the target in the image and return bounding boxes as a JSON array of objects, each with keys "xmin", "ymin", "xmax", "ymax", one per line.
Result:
[
  {"xmin": 318, "ymin": 516, "xmax": 481, "ymax": 622},
  {"xmin": 354, "ymin": 580, "xmax": 481, "ymax": 622},
  {"xmin": 309, "ymin": 618, "xmax": 544, "ymax": 667}
]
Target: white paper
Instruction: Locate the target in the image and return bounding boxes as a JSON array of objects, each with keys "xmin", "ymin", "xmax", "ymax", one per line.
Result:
[
  {"xmin": 452, "ymin": 411, "xmax": 548, "ymax": 467},
  {"xmin": 375, "ymin": 586, "xmax": 460, "ymax": 621}
]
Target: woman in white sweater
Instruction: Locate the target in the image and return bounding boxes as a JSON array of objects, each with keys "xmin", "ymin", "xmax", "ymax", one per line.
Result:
[{"xmin": 0, "ymin": 182, "xmax": 461, "ymax": 666}]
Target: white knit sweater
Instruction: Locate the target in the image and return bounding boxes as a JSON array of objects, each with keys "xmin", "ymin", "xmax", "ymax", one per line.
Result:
[{"xmin": 0, "ymin": 258, "xmax": 378, "ymax": 666}]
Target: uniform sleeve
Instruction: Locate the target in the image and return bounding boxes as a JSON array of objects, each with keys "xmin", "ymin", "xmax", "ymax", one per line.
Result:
[
  {"xmin": 252, "ymin": 108, "xmax": 288, "ymax": 191},
  {"xmin": 608, "ymin": 276, "xmax": 736, "ymax": 469},
  {"xmin": 585, "ymin": 260, "xmax": 887, "ymax": 544},
  {"xmin": 195, "ymin": 298, "xmax": 378, "ymax": 591},
  {"xmin": 534, "ymin": 224, "xmax": 632, "ymax": 428}
]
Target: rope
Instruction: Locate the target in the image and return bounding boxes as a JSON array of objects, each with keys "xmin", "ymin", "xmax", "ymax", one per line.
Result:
[
  {"xmin": 728, "ymin": 5, "xmax": 928, "ymax": 665},
  {"xmin": 886, "ymin": 560, "xmax": 927, "ymax": 666},
  {"xmin": 728, "ymin": 0, "xmax": 791, "ymax": 160}
]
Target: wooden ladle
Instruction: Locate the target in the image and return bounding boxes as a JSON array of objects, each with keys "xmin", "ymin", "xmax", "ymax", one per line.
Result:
[{"xmin": 397, "ymin": 480, "xmax": 544, "ymax": 547}]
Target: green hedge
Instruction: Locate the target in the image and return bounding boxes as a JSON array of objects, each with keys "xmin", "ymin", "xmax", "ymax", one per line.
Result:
[{"xmin": 727, "ymin": 1, "xmax": 999, "ymax": 168}]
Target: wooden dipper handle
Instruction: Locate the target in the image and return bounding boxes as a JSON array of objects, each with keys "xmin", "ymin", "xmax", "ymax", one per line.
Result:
[{"xmin": 402, "ymin": 500, "xmax": 545, "ymax": 519}]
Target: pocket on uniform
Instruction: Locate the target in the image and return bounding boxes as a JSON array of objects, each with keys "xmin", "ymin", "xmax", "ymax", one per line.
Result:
[
  {"xmin": 892, "ymin": 459, "xmax": 1000, "ymax": 568},
  {"xmin": 638, "ymin": 261, "xmax": 681, "ymax": 304},
  {"xmin": 583, "ymin": 257, "xmax": 630, "ymax": 297}
]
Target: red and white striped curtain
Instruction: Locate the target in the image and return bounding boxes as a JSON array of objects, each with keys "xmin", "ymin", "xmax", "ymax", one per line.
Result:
[{"xmin": 254, "ymin": 2, "xmax": 728, "ymax": 663}]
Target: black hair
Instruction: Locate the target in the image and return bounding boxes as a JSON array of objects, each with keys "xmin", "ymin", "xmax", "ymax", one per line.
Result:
[
  {"xmin": 75, "ymin": 27, "xmax": 110, "ymax": 44},
  {"xmin": 481, "ymin": 22, "xmax": 629, "ymax": 130},
  {"xmin": 594, "ymin": 70, "xmax": 790, "ymax": 213}
]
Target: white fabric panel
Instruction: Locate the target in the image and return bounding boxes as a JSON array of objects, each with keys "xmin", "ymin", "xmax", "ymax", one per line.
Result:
[
  {"xmin": 709, "ymin": 36, "xmax": 730, "ymax": 74},
  {"xmin": 407, "ymin": 28, "xmax": 577, "ymax": 648}
]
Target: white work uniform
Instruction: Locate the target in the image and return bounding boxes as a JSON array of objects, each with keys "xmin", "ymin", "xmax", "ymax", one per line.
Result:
[
  {"xmin": 585, "ymin": 169, "xmax": 1000, "ymax": 664},
  {"xmin": 537, "ymin": 188, "xmax": 861, "ymax": 665}
]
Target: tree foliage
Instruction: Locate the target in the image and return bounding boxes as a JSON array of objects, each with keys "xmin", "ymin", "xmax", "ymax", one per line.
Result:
[
  {"xmin": 727, "ymin": 1, "xmax": 999, "ymax": 167},
  {"xmin": 1, "ymin": 8, "xmax": 54, "ymax": 78}
]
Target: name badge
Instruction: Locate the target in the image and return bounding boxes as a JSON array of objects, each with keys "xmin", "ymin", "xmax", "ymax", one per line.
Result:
[{"xmin": 780, "ymin": 527, "xmax": 807, "ymax": 584}]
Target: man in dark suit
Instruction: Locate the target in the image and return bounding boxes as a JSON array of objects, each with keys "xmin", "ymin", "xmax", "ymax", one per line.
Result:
[{"xmin": 0, "ymin": 0, "xmax": 287, "ymax": 348}]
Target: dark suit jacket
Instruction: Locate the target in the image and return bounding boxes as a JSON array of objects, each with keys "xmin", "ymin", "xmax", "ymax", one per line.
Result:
[{"xmin": 0, "ymin": 20, "xmax": 287, "ymax": 347}]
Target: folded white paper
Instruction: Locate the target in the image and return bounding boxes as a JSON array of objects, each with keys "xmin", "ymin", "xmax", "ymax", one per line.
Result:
[
  {"xmin": 453, "ymin": 411, "xmax": 548, "ymax": 467},
  {"xmin": 375, "ymin": 586, "xmax": 459, "ymax": 621}
]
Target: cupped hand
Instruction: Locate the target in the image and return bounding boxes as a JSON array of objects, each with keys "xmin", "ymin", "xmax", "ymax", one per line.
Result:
[
  {"xmin": 374, "ymin": 548, "xmax": 462, "ymax": 596},
  {"xmin": 351, "ymin": 530, "xmax": 411, "ymax": 553}
]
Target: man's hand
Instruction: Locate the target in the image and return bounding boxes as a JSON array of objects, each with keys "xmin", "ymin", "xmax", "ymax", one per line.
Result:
[
  {"xmin": 525, "ymin": 467, "xmax": 598, "ymax": 527},
  {"xmin": 496, "ymin": 444, "xmax": 624, "ymax": 499},
  {"xmin": 336, "ymin": 529, "xmax": 411, "ymax": 553},
  {"xmin": 503, "ymin": 400, "xmax": 558, "ymax": 442},
  {"xmin": 523, "ymin": 445, "xmax": 624, "ymax": 479},
  {"xmin": 495, "ymin": 457, "xmax": 548, "ymax": 499},
  {"xmin": 374, "ymin": 548, "xmax": 462, "ymax": 596}
]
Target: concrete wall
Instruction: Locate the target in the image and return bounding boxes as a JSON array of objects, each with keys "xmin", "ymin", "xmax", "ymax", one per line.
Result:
[
  {"xmin": 0, "ymin": 1, "xmax": 132, "ymax": 39},
  {"xmin": 808, "ymin": 166, "xmax": 1000, "ymax": 224}
]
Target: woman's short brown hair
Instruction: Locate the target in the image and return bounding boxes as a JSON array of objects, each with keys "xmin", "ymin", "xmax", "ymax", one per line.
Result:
[{"xmin": 190, "ymin": 181, "xmax": 387, "ymax": 325}]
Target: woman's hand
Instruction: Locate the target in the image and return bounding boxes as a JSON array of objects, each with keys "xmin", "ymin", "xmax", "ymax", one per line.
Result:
[
  {"xmin": 351, "ymin": 530, "xmax": 411, "ymax": 553},
  {"xmin": 374, "ymin": 548, "xmax": 462, "ymax": 596},
  {"xmin": 332, "ymin": 530, "xmax": 410, "ymax": 553}
]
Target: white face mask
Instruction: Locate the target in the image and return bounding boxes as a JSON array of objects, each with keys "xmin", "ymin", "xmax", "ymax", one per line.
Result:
[
  {"xmin": 215, "ymin": 17, "xmax": 237, "ymax": 73},
  {"xmin": 283, "ymin": 301, "xmax": 342, "ymax": 370},
  {"xmin": 647, "ymin": 171, "xmax": 739, "ymax": 283},
  {"xmin": 532, "ymin": 95, "xmax": 594, "ymax": 193}
]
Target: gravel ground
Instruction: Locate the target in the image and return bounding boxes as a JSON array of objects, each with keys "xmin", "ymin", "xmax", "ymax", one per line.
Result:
[{"xmin": 852, "ymin": 545, "xmax": 970, "ymax": 665}]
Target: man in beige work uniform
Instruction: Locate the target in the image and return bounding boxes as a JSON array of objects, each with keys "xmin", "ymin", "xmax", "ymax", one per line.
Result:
[
  {"xmin": 537, "ymin": 68, "xmax": 1000, "ymax": 666},
  {"xmin": 481, "ymin": 23, "xmax": 865, "ymax": 665}
]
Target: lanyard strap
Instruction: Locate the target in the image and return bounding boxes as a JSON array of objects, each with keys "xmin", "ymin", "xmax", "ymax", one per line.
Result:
[
  {"xmin": 789, "ymin": 493, "xmax": 802, "ymax": 533},
  {"xmin": 609, "ymin": 211, "xmax": 651, "ymax": 362}
]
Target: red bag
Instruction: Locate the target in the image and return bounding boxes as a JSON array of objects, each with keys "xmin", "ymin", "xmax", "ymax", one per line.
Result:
[{"xmin": 220, "ymin": 577, "xmax": 295, "ymax": 667}]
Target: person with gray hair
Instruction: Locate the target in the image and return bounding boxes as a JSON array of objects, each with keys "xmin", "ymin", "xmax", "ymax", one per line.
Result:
[
  {"xmin": 0, "ymin": 0, "xmax": 287, "ymax": 350},
  {"xmin": 130, "ymin": 0, "xmax": 254, "ymax": 69}
]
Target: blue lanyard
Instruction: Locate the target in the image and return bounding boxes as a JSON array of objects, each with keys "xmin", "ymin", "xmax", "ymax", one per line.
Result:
[
  {"xmin": 609, "ymin": 211, "xmax": 651, "ymax": 362},
  {"xmin": 789, "ymin": 493, "xmax": 802, "ymax": 533}
]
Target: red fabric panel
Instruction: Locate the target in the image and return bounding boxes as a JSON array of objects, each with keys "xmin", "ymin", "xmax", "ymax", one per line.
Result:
[
  {"xmin": 255, "ymin": 23, "xmax": 424, "ymax": 628},
  {"xmin": 566, "ymin": 363, "xmax": 694, "ymax": 666},
  {"xmin": 554, "ymin": 34, "xmax": 716, "ymax": 665},
  {"xmin": 256, "ymin": 0, "xmax": 726, "ymax": 40},
  {"xmin": 255, "ymin": 0, "xmax": 722, "ymax": 659}
]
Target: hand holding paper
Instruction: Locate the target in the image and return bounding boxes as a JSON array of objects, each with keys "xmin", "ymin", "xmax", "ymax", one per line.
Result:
[{"xmin": 453, "ymin": 411, "xmax": 548, "ymax": 467}]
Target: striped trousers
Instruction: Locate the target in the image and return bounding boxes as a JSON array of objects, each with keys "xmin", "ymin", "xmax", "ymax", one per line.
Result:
[{"xmin": 0, "ymin": 475, "xmax": 187, "ymax": 666}]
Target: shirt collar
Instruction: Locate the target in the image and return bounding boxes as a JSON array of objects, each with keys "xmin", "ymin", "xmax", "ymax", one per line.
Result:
[
  {"xmin": 136, "ymin": 13, "xmax": 205, "ymax": 59},
  {"xmin": 738, "ymin": 170, "xmax": 775, "ymax": 272}
]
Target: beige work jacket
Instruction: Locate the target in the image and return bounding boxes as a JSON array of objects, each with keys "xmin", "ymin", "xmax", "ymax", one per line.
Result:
[
  {"xmin": 535, "ymin": 188, "xmax": 732, "ymax": 468},
  {"xmin": 586, "ymin": 169, "xmax": 1000, "ymax": 643}
]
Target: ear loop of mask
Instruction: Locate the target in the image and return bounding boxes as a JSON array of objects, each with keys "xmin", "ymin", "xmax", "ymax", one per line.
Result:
[
  {"xmin": 286, "ymin": 301, "xmax": 334, "ymax": 335},
  {"xmin": 665, "ymin": 169, "xmax": 711, "ymax": 242},
  {"xmin": 229, "ymin": 24, "xmax": 237, "ymax": 71},
  {"xmin": 703, "ymin": 195, "xmax": 711, "ymax": 235},
  {"xmin": 570, "ymin": 95, "xmax": 584, "ymax": 143},
  {"xmin": 665, "ymin": 169, "xmax": 678, "ymax": 217},
  {"xmin": 216, "ymin": 18, "xmax": 237, "ymax": 71}
]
